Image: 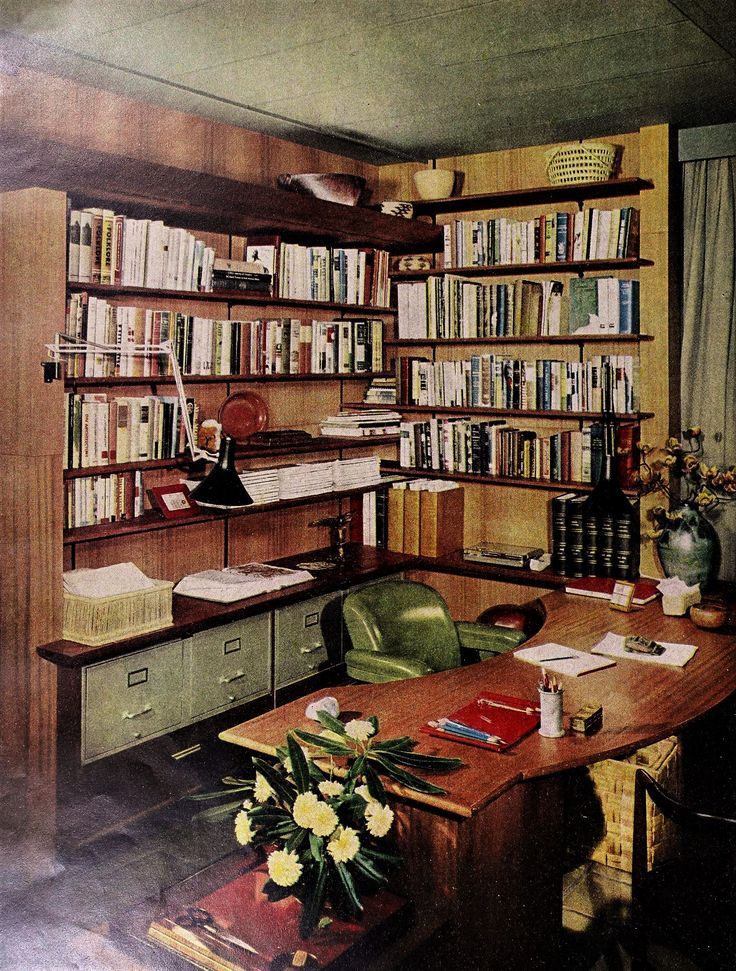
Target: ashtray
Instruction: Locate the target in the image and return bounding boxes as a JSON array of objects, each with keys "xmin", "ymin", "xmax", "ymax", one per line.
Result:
[{"xmin": 690, "ymin": 601, "xmax": 728, "ymax": 630}]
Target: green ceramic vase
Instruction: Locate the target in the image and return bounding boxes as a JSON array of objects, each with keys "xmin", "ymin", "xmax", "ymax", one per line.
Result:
[{"xmin": 656, "ymin": 503, "xmax": 720, "ymax": 589}]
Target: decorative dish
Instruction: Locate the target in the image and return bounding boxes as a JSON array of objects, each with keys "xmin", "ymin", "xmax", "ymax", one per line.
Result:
[{"xmin": 218, "ymin": 391, "xmax": 268, "ymax": 442}]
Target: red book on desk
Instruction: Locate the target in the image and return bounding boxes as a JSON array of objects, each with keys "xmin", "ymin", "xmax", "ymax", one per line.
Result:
[
  {"xmin": 422, "ymin": 691, "xmax": 540, "ymax": 751},
  {"xmin": 564, "ymin": 576, "xmax": 660, "ymax": 605}
]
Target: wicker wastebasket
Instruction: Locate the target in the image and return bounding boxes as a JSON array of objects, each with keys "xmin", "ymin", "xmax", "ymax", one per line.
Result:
[{"xmin": 573, "ymin": 736, "xmax": 682, "ymax": 872}]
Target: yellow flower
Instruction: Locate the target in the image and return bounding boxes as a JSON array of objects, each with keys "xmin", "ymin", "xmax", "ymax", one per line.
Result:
[
  {"xmin": 311, "ymin": 801, "xmax": 339, "ymax": 837},
  {"xmin": 695, "ymin": 489, "xmax": 716, "ymax": 507},
  {"xmin": 663, "ymin": 454, "xmax": 677, "ymax": 467},
  {"xmin": 234, "ymin": 810, "xmax": 254, "ymax": 846},
  {"xmin": 637, "ymin": 442, "xmax": 653, "ymax": 455},
  {"xmin": 682, "ymin": 454, "xmax": 699, "ymax": 472},
  {"xmin": 685, "ymin": 426, "xmax": 701, "ymax": 438},
  {"xmin": 267, "ymin": 849, "xmax": 303, "ymax": 887},
  {"xmin": 318, "ymin": 780, "xmax": 344, "ymax": 798},
  {"xmin": 327, "ymin": 827, "xmax": 360, "ymax": 863},
  {"xmin": 292, "ymin": 791, "xmax": 338, "ymax": 837},
  {"xmin": 666, "ymin": 436, "xmax": 681, "ymax": 451},
  {"xmin": 365, "ymin": 801, "xmax": 394, "ymax": 838},
  {"xmin": 345, "ymin": 719, "xmax": 375, "ymax": 742},
  {"xmin": 254, "ymin": 773, "xmax": 273, "ymax": 803}
]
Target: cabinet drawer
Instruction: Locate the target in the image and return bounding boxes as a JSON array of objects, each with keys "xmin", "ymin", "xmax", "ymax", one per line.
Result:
[
  {"xmin": 274, "ymin": 592, "xmax": 342, "ymax": 688},
  {"xmin": 188, "ymin": 614, "xmax": 271, "ymax": 719},
  {"xmin": 82, "ymin": 640, "xmax": 184, "ymax": 763}
]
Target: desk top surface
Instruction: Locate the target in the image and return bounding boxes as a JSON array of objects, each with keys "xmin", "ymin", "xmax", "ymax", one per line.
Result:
[{"xmin": 220, "ymin": 590, "xmax": 736, "ymax": 819}]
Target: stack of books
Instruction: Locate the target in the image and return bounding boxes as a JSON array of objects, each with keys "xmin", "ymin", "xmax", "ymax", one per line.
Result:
[
  {"xmin": 319, "ymin": 410, "xmax": 401, "ymax": 437},
  {"xmin": 363, "ymin": 375, "xmax": 397, "ymax": 405},
  {"xmin": 211, "ymin": 258, "xmax": 271, "ymax": 293},
  {"xmin": 332, "ymin": 456, "xmax": 382, "ymax": 490},
  {"xmin": 238, "ymin": 468, "xmax": 280, "ymax": 505},
  {"xmin": 278, "ymin": 462, "xmax": 335, "ymax": 500}
]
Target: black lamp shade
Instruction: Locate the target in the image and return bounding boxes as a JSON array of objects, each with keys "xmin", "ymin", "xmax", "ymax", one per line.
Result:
[{"xmin": 190, "ymin": 436, "xmax": 253, "ymax": 509}]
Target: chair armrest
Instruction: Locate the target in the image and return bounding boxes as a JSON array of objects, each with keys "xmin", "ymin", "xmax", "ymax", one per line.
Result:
[
  {"xmin": 456, "ymin": 622, "xmax": 527, "ymax": 664},
  {"xmin": 344, "ymin": 649, "xmax": 434, "ymax": 683}
]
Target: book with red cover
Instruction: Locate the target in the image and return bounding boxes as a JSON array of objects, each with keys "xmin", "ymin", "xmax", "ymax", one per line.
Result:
[
  {"xmin": 565, "ymin": 575, "xmax": 660, "ymax": 605},
  {"xmin": 422, "ymin": 691, "xmax": 540, "ymax": 751}
]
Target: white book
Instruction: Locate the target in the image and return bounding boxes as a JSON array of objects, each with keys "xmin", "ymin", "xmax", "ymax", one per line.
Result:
[
  {"xmin": 514, "ymin": 642, "xmax": 616, "ymax": 677},
  {"xmin": 68, "ymin": 209, "xmax": 81, "ymax": 282}
]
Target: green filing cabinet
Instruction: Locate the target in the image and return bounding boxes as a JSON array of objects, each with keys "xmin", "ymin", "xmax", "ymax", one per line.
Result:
[{"xmin": 274, "ymin": 592, "xmax": 343, "ymax": 690}]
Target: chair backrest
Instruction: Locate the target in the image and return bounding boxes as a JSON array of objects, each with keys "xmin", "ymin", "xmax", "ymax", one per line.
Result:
[{"xmin": 342, "ymin": 579, "xmax": 461, "ymax": 673}]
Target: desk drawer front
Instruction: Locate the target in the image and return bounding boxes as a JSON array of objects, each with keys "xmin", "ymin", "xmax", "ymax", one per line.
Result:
[
  {"xmin": 82, "ymin": 640, "xmax": 184, "ymax": 762},
  {"xmin": 188, "ymin": 615, "xmax": 271, "ymax": 719},
  {"xmin": 274, "ymin": 592, "xmax": 342, "ymax": 687}
]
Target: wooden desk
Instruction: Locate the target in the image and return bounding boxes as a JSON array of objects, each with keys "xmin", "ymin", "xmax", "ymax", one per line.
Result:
[{"xmin": 219, "ymin": 592, "xmax": 736, "ymax": 969}]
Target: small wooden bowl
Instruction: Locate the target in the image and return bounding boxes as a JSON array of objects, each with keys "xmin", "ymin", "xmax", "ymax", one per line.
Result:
[{"xmin": 689, "ymin": 601, "xmax": 728, "ymax": 630}]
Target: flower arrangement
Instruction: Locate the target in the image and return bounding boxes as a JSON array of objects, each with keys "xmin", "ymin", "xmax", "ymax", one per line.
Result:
[
  {"xmin": 193, "ymin": 710, "xmax": 462, "ymax": 937},
  {"xmin": 634, "ymin": 426, "xmax": 736, "ymax": 534}
]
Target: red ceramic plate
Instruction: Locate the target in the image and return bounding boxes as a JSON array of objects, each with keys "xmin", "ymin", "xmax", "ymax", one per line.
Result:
[{"xmin": 218, "ymin": 391, "xmax": 268, "ymax": 442}]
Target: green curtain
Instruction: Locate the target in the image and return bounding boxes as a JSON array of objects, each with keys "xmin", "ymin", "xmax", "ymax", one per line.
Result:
[{"xmin": 681, "ymin": 157, "xmax": 736, "ymax": 580}]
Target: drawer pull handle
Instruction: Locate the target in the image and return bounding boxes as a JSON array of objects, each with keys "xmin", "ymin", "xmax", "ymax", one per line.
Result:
[
  {"xmin": 300, "ymin": 644, "xmax": 323, "ymax": 655},
  {"xmin": 307, "ymin": 663, "xmax": 318, "ymax": 671},
  {"xmin": 219, "ymin": 670, "xmax": 245, "ymax": 685},
  {"xmin": 122, "ymin": 704, "xmax": 152, "ymax": 720}
]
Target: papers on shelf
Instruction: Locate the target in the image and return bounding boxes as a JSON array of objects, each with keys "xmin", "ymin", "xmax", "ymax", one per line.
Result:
[
  {"xmin": 514, "ymin": 642, "xmax": 616, "ymax": 677},
  {"xmin": 63, "ymin": 562, "xmax": 158, "ymax": 598},
  {"xmin": 591, "ymin": 632, "xmax": 698, "ymax": 668},
  {"xmin": 174, "ymin": 563, "xmax": 313, "ymax": 603}
]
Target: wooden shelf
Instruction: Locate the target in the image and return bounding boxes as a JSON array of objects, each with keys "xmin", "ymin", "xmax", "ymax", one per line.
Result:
[
  {"xmin": 412, "ymin": 549, "xmax": 569, "ymax": 589},
  {"xmin": 67, "ymin": 281, "xmax": 397, "ymax": 315},
  {"xmin": 385, "ymin": 335, "xmax": 653, "ymax": 347},
  {"xmin": 1, "ymin": 131, "xmax": 442, "ymax": 254},
  {"xmin": 391, "ymin": 257, "xmax": 653, "ymax": 281},
  {"xmin": 408, "ymin": 178, "xmax": 655, "ymax": 216},
  {"xmin": 63, "ymin": 371, "xmax": 391, "ymax": 389},
  {"xmin": 345, "ymin": 402, "xmax": 654, "ymax": 421},
  {"xmin": 380, "ymin": 460, "xmax": 638, "ymax": 495},
  {"xmin": 64, "ymin": 435, "xmax": 400, "ymax": 478},
  {"xmin": 63, "ymin": 475, "xmax": 408, "ymax": 545}
]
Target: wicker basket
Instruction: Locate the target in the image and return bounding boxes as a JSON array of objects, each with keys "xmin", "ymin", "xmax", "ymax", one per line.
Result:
[
  {"xmin": 544, "ymin": 141, "xmax": 618, "ymax": 185},
  {"xmin": 63, "ymin": 580, "xmax": 174, "ymax": 646},
  {"xmin": 580, "ymin": 736, "xmax": 682, "ymax": 872}
]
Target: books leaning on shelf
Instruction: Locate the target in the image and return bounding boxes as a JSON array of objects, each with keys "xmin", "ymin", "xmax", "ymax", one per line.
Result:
[
  {"xmin": 569, "ymin": 277, "xmax": 640, "ymax": 334},
  {"xmin": 386, "ymin": 480, "xmax": 464, "ymax": 557},
  {"xmin": 62, "ymin": 296, "xmax": 383, "ymax": 378},
  {"xmin": 68, "ymin": 207, "xmax": 216, "ymax": 291},
  {"xmin": 550, "ymin": 489, "xmax": 640, "ymax": 581},
  {"xmin": 276, "ymin": 240, "xmax": 390, "ymax": 306},
  {"xmin": 319, "ymin": 410, "xmax": 401, "ymax": 437},
  {"xmin": 211, "ymin": 257, "xmax": 271, "ymax": 293},
  {"xmin": 65, "ymin": 470, "xmax": 144, "ymax": 528}
]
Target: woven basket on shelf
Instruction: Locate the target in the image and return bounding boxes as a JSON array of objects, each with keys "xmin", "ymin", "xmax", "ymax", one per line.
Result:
[
  {"xmin": 63, "ymin": 580, "xmax": 174, "ymax": 646},
  {"xmin": 544, "ymin": 141, "xmax": 618, "ymax": 185},
  {"xmin": 577, "ymin": 736, "xmax": 682, "ymax": 873}
]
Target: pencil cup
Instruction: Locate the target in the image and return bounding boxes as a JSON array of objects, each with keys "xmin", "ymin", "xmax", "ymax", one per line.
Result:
[{"xmin": 538, "ymin": 689, "xmax": 564, "ymax": 738}]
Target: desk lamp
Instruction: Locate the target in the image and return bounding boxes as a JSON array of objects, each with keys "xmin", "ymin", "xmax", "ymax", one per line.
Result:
[{"xmin": 44, "ymin": 335, "xmax": 253, "ymax": 510}]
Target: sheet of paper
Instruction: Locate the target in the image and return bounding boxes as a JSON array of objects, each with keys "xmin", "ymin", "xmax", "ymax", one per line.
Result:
[
  {"xmin": 591, "ymin": 632, "xmax": 697, "ymax": 668},
  {"xmin": 514, "ymin": 642, "xmax": 616, "ymax": 677},
  {"xmin": 63, "ymin": 562, "xmax": 157, "ymax": 598}
]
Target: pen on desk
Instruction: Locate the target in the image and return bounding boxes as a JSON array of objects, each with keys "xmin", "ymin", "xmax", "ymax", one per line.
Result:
[
  {"xmin": 477, "ymin": 698, "xmax": 541, "ymax": 715},
  {"xmin": 536, "ymin": 654, "xmax": 576, "ymax": 662},
  {"xmin": 429, "ymin": 719, "xmax": 505, "ymax": 746}
]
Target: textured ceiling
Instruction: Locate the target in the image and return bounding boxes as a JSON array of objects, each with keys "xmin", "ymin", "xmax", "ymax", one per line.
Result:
[{"xmin": 1, "ymin": 0, "xmax": 735, "ymax": 164}]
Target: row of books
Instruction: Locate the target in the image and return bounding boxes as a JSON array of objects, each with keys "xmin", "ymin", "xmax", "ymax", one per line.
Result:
[
  {"xmin": 63, "ymin": 295, "xmax": 385, "ymax": 377},
  {"xmin": 398, "ymin": 418, "xmax": 639, "ymax": 485},
  {"xmin": 319, "ymin": 410, "xmax": 402, "ymax": 438},
  {"xmin": 65, "ymin": 471, "xmax": 143, "ymax": 529},
  {"xmin": 397, "ymin": 277, "xmax": 563, "ymax": 339},
  {"xmin": 441, "ymin": 207, "xmax": 640, "ymax": 268},
  {"xmin": 384, "ymin": 481, "xmax": 464, "ymax": 557},
  {"xmin": 67, "ymin": 208, "xmax": 216, "ymax": 291},
  {"xmin": 238, "ymin": 457, "xmax": 383, "ymax": 504},
  {"xmin": 569, "ymin": 277, "xmax": 640, "ymax": 334},
  {"xmin": 64, "ymin": 392, "xmax": 199, "ymax": 469},
  {"xmin": 398, "ymin": 354, "xmax": 639, "ymax": 414},
  {"xmin": 276, "ymin": 241, "xmax": 391, "ymax": 307},
  {"xmin": 550, "ymin": 490, "xmax": 640, "ymax": 580}
]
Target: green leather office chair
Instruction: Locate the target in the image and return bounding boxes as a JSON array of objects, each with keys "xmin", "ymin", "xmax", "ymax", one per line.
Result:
[{"xmin": 343, "ymin": 579, "xmax": 528, "ymax": 683}]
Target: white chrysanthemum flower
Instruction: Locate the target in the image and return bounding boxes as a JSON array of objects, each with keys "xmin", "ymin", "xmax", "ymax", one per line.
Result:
[
  {"xmin": 292, "ymin": 791, "xmax": 319, "ymax": 829},
  {"xmin": 242, "ymin": 798, "xmax": 253, "ymax": 810},
  {"xmin": 355, "ymin": 784, "xmax": 374, "ymax": 803},
  {"xmin": 267, "ymin": 849, "xmax": 303, "ymax": 887},
  {"xmin": 234, "ymin": 810, "xmax": 254, "ymax": 846},
  {"xmin": 253, "ymin": 773, "xmax": 273, "ymax": 803},
  {"xmin": 311, "ymin": 801, "xmax": 339, "ymax": 838},
  {"xmin": 365, "ymin": 801, "xmax": 394, "ymax": 838},
  {"xmin": 327, "ymin": 826, "xmax": 361, "ymax": 863},
  {"xmin": 344, "ymin": 719, "xmax": 375, "ymax": 742},
  {"xmin": 318, "ymin": 780, "xmax": 344, "ymax": 798}
]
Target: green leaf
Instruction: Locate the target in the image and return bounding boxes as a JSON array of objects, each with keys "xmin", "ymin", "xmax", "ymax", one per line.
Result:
[
  {"xmin": 346, "ymin": 754, "xmax": 366, "ymax": 784},
  {"xmin": 309, "ymin": 833, "xmax": 323, "ymax": 863},
  {"xmin": 364, "ymin": 763, "xmax": 386, "ymax": 802},
  {"xmin": 351, "ymin": 851, "xmax": 388, "ymax": 886},
  {"xmin": 252, "ymin": 757, "xmax": 296, "ymax": 807},
  {"xmin": 286, "ymin": 828, "xmax": 307, "ymax": 854},
  {"xmin": 300, "ymin": 861, "xmax": 328, "ymax": 939},
  {"xmin": 335, "ymin": 862, "xmax": 363, "ymax": 915},
  {"xmin": 371, "ymin": 737, "xmax": 416, "ymax": 753},
  {"xmin": 271, "ymin": 821, "xmax": 299, "ymax": 839},
  {"xmin": 287, "ymin": 732, "xmax": 311, "ymax": 793},
  {"xmin": 360, "ymin": 844, "xmax": 403, "ymax": 866},
  {"xmin": 367, "ymin": 715, "xmax": 379, "ymax": 734},
  {"xmin": 369, "ymin": 753, "xmax": 448, "ymax": 795},
  {"xmin": 220, "ymin": 775, "xmax": 255, "ymax": 787},
  {"xmin": 292, "ymin": 729, "xmax": 353, "ymax": 756},
  {"xmin": 384, "ymin": 750, "xmax": 463, "ymax": 772},
  {"xmin": 316, "ymin": 710, "xmax": 348, "ymax": 736},
  {"xmin": 190, "ymin": 798, "xmax": 248, "ymax": 822},
  {"xmin": 187, "ymin": 786, "xmax": 251, "ymax": 802}
]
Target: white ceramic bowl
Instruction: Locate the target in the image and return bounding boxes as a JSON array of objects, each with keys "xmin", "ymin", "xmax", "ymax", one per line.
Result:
[{"xmin": 413, "ymin": 168, "xmax": 455, "ymax": 200}]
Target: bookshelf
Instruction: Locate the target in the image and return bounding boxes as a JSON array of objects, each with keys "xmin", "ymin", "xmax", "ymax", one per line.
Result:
[{"xmin": 378, "ymin": 125, "xmax": 677, "ymax": 615}]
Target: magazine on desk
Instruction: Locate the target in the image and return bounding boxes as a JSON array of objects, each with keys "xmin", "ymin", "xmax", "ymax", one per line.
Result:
[{"xmin": 173, "ymin": 563, "xmax": 314, "ymax": 603}]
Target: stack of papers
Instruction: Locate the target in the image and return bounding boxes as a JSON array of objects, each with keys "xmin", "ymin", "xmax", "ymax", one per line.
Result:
[
  {"xmin": 239, "ymin": 468, "xmax": 280, "ymax": 504},
  {"xmin": 63, "ymin": 562, "xmax": 157, "ymax": 598},
  {"xmin": 174, "ymin": 563, "xmax": 313, "ymax": 603},
  {"xmin": 319, "ymin": 410, "xmax": 401, "ymax": 437},
  {"xmin": 591, "ymin": 632, "xmax": 698, "ymax": 667},
  {"xmin": 332, "ymin": 455, "xmax": 382, "ymax": 490},
  {"xmin": 278, "ymin": 462, "xmax": 334, "ymax": 499},
  {"xmin": 514, "ymin": 642, "xmax": 616, "ymax": 677}
]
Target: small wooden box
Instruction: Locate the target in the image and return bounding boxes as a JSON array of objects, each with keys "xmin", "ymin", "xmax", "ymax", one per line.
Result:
[
  {"xmin": 63, "ymin": 580, "xmax": 174, "ymax": 646},
  {"xmin": 420, "ymin": 487, "xmax": 465, "ymax": 557}
]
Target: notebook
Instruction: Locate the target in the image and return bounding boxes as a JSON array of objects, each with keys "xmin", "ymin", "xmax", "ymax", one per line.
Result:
[
  {"xmin": 514, "ymin": 642, "xmax": 616, "ymax": 677},
  {"xmin": 422, "ymin": 691, "xmax": 540, "ymax": 751}
]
